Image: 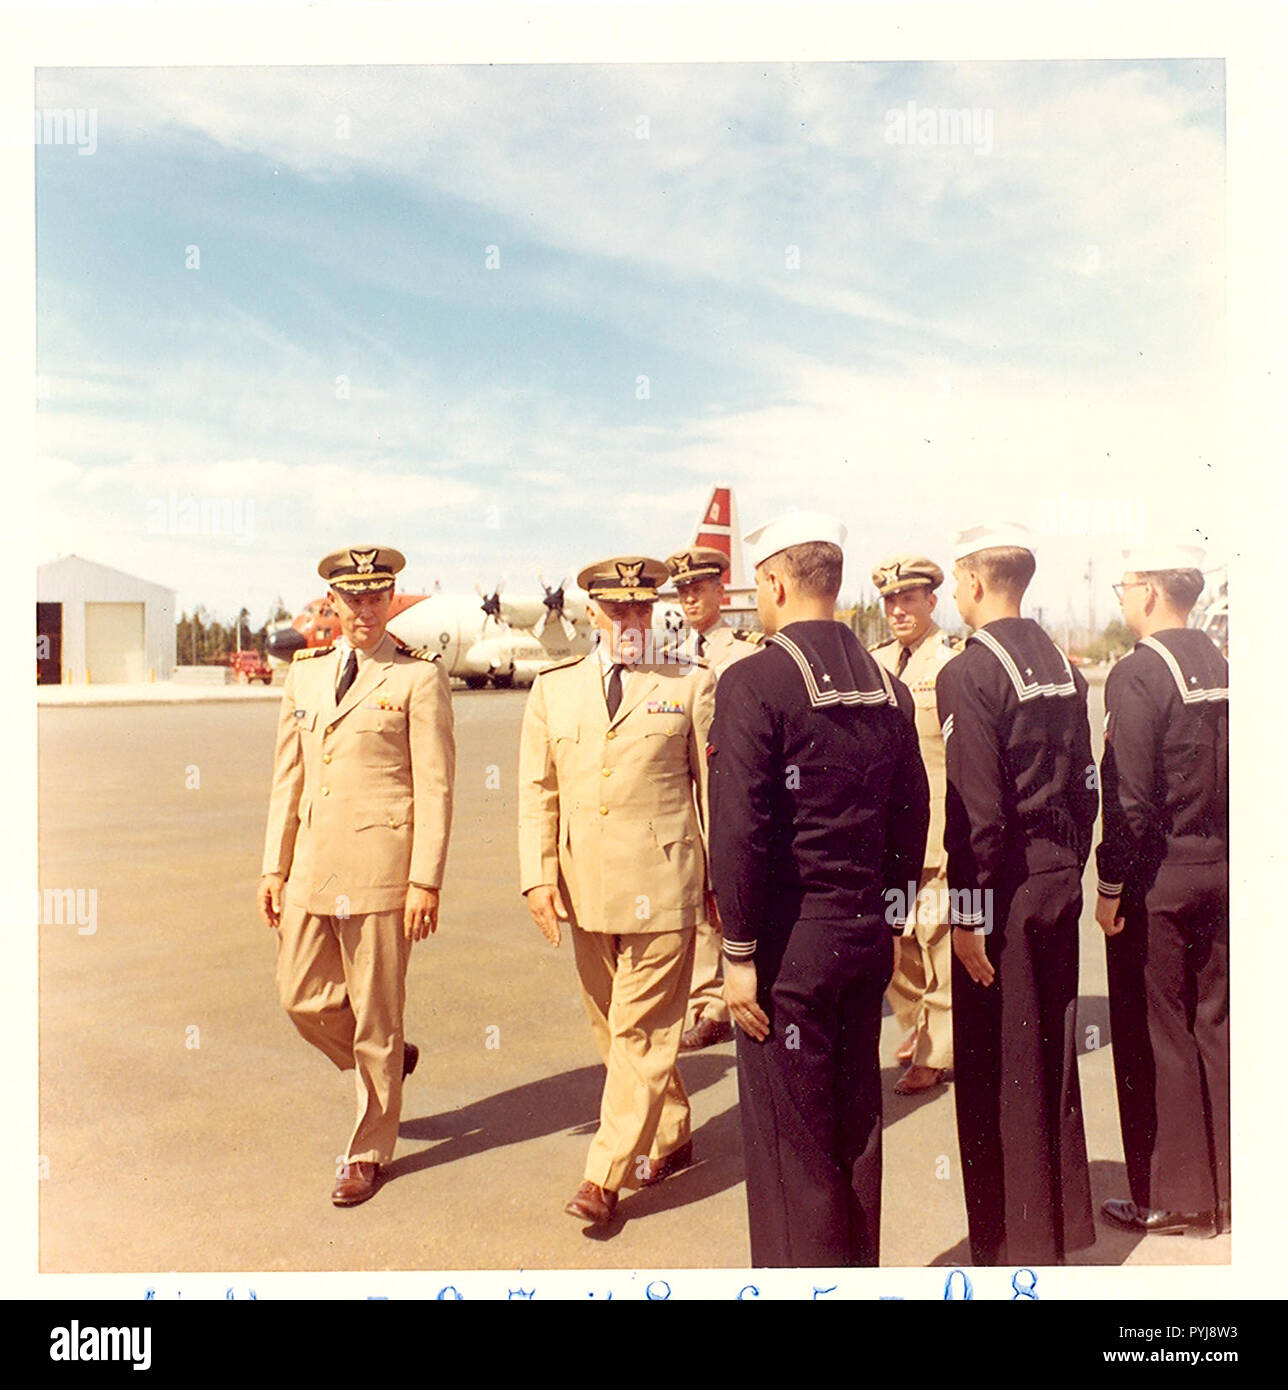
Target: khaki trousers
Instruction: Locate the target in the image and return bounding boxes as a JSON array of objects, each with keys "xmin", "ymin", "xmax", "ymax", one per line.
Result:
[
  {"xmin": 572, "ymin": 924, "xmax": 695, "ymax": 1192},
  {"xmin": 276, "ymin": 903, "xmax": 411, "ymax": 1165},
  {"xmin": 886, "ymin": 871, "xmax": 953, "ymax": 1070},
  {"xmin": 684, "ymin": 917, "xmax": 730, "ymax": 1029}
]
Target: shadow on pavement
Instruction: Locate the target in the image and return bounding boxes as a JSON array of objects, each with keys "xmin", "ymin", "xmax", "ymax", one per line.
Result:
[
  {"xmin": 389, "ymin": 1052, "xmax": 736, "ymax": 1186},
  {"xmin": 1076, "ymin": 994, "xmax": 1113, "ymax": 1049},
  {"xmin": 1080, "ymin": 1158, "xmax": 1145, "ymax": 1265},
  {"xmin": 929, "ymin": 1160, "xmax": 1144, "ymax": 1268},
  {"xmin": 609, "ymin": 1098, "xmax": 746, "ymax": 1238},
  {"xmin": 929, "ymin": 1238, "xmax": 973, "ymax": 1269},
  {"xmin": 881, "ymin": 1061, "xmax": 954, "ymax": 1118}
]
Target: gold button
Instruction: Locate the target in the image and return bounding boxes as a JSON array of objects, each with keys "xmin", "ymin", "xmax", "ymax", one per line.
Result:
[
  {"xmin": 322, "ymin": 754, "xmax": 332, "ymax": 764},
  {"xmin": 327, "ymin": 724, "xmax": 336, "ymax": 734},
  {"xmin": 602, "ymin": 768, "xmax": 612, "ymax": 777},
  {"xmin": 606, "ymin": 731, "xmax": 616, "ymax": 740},
  {"xmin": 388, "ymin": 816, "xmax": 397, "ymax": 827},
  {"xmin": 321, "ymin": 787, "xmax": 330, "ymax": 796},
  {"xmin": 599, "ymin": 806, "xmax": 608, "ymax": 815}
]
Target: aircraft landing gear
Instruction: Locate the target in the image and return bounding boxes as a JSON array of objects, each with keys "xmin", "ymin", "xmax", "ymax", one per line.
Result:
[
  {"xmin": 490, "ymin": 672, "xmax": 514, "ymax": 689},
  {"xmin": 463, "ymin": 675, "xmax": 489, "ymax": 690}
]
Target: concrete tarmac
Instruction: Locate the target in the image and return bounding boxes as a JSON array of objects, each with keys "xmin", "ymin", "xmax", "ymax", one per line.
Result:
[{"xmin": 37, "ymin": 683, "xmax": 1229, "ymax": 1272}]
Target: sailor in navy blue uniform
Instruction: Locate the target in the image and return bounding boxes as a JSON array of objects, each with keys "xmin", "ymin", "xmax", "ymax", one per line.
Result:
[
  {"xmin": 708, "ymin": 512, "xmax": 929, "ymax": 1268},
  {"xmin": 936, "ymin": 522, "xmax": 1098, "ymax": 1267},
  {"xmin": 1095, "ymin": 546, "xmax": 1229, "ymax": 1239}
]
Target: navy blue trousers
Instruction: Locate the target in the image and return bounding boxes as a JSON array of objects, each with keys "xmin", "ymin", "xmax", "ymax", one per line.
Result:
[
  {"xmin": 736, "ymin": 916, "xmax": 892, "ymax": 1268},
  {"xmin": 952, "ymin": 867, "xmax": 1094, "ymax": 1266},
  {"xmin": 1106, "ymin": 860, "xmax": 1228, "ymax": 1214}
]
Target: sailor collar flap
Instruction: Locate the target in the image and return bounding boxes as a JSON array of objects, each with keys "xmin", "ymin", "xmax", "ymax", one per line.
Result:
[
  {"xmin": 968, "ymin": 624, "xmax": 1075, "ymax": 702},
  {"xmin": 1138, "ymin": 634, "xmax": 1229, "ymax": 705},
  {"xmin": 768, "ymin": 626, "xmax": 897, "ymax": 709}
]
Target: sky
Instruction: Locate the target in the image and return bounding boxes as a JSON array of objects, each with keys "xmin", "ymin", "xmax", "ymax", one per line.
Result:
[{"xmin": 34, "ymin": 58, "xmax": 1229, "ymax": 633}]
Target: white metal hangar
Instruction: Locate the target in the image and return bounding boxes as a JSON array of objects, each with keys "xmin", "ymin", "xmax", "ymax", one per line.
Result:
[{"xmin": 37, "ymin": 555, "xmax": 177, "ymax": 684}]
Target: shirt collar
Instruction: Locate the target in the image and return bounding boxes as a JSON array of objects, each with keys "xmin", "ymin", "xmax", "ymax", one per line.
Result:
[
  {"xmin": 335, "ymin": 633, "xmax": 390, "ymax": 664},
  {"xmin": 900, "ymin": 620, "xmax": 939, "ymax": 657}
]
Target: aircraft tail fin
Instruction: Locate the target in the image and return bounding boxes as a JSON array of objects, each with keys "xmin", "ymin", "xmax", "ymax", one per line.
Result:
[{"xmin": 692, "ymin": 482, "xmax": 744, "ymax": 589}]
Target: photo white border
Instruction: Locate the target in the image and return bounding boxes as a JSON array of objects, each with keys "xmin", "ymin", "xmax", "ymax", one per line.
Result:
[{"xmin": 3, "ymin": 0, "xmax": 1282, "ymax": 1301}]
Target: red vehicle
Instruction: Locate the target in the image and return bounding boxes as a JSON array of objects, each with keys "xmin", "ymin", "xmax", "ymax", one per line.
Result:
[{"xmin": 229, "ymin": 649, "xmax": 274, "ymax": 685}]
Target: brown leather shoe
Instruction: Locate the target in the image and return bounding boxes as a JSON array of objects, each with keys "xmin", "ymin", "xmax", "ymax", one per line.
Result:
[
  {"xmin": 893, "ymin": 1065, "xmax": 949, "ymax": 1096},
  {"xmin": 564, "ymin": 1181, "xmax": 618, "ymax": 1224},
  {"xmin": 640, "ymin": 1140, "xmax": 695, "ymax": 1187},
  {"xmin": 331, "ymin": 1161, "xmax": 382, "ymax": 1207},
  {"xmin": 402, "ymin": 1042, "xmax": 419, "ymax": 1078},
  {"xmin": 679, "ymin": 1016, "xmax": 733, "ymax": 1051}
]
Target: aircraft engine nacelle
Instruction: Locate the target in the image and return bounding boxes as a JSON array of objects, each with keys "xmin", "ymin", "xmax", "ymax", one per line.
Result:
[
  {"xmin": 458, "ymin": 634, "xmax": 514, "ymax": 679},
  {"xmin": 498, "ymin": 597, "xmax": 546, "ymax": 630},
  {"xmin": 386, "ymin": 595, "xmax": 464, "ymax": 670}
]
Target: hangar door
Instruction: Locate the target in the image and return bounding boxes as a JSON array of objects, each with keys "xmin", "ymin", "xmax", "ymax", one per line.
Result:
[
  {"xmin": 85, "ymin": 602, "xmax": 145, "ymax": 683},
  {"xmin": 37, "ymin": 603, "xmax": 62, "ymax": 684}
]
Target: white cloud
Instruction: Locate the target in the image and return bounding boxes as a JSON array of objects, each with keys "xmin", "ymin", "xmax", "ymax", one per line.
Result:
[
  {"xmin": 34, "ymin": 60, "xmax": 1228, "ymax": 623},
  {"xmin": 39, "ymin": 60, "xmax": 1222, "ymax": 374}
]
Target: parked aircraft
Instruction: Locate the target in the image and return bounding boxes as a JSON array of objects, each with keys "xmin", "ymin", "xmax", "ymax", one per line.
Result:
[{"xmin": 265, "ymin": 483, "xmax": 757, "ymax": 687}]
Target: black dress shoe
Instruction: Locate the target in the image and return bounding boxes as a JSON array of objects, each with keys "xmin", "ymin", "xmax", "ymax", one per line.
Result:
[
  {"xmin": 402, "ymin": 1042, "xmax": 419, "ymax": 1078},
  {"xmin": 1101, "ymin": 1198, "xmax": 1218, "ymax": 1238}
]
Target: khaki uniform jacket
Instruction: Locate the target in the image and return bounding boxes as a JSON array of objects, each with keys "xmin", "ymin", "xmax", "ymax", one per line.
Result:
[
  {"xmin": 518, "ymin": 651, "xmax": 716, "ymax": 934},
  {"xmin": 262, "ymin": 631, "xmax": 455, "ymax": 914},
  {"xmin": 872, "ymin": 623, "xmax": 959, "ymax": 872},
  {"xmin": 690, "ymin": 618, "xmax": 763, "ymax": 678}
]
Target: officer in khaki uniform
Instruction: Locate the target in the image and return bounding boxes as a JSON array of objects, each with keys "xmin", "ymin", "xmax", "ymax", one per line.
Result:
[
  {"xmin": 663, "ymin": 546, "xmax": 764, "ymax": 1052},
  {"xmin": 258, "ymin": 545, "xmax": 455, "ymax": 1208},
  {"xmin": 870, "ymin": 555, "xmax": 960, "ymax": 1095},
  {"xmin": 519, "ymin": 556, "xmax": 716, "ymax": 1226}
]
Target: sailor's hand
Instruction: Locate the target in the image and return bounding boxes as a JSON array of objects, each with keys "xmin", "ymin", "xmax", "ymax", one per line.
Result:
[
  {"xmin": 724, "ymin": 960, "xmax": 770, "ymax": 1042},
  {"xmin": 1095, "ymin": 893, "xmax": 1125, "ymax": 937},
  {"xmin": 953, "ymin": 928, "xmax": 995, "ymax": 987}
]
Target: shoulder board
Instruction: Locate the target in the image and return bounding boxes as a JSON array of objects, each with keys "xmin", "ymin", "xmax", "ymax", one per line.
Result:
[
  {"xmin": 732, "ymin": 629, "xmax": 766, "ymax": 646},
  {"xmin": 394, "ymin": 639, "xmax": 442, "ymax": 663},
  {"xmin": 536, "ymin": 653, "xmax": 588, "ymax": 676},
  {"xmin": 293, "ymin": 645, "xmax": 334, "ymax": 661},
  {"xmin": 870, "ymin": 638, "xmax": 897, "ymax": 653}
]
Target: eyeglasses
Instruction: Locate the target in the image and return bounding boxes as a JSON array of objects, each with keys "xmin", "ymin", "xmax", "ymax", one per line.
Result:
[{"xmin": 1112, "ymin": 581, "xmax": 1148, "ymax": 600}]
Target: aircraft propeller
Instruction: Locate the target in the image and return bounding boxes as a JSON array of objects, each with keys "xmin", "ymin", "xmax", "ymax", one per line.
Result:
[
  {"xmin": 474, "ymin": 578, "xmax": 507, "ymax": 624},
  {"xmin": 538, "ymin": 573, "xmax": 577, "ymax": 640}
]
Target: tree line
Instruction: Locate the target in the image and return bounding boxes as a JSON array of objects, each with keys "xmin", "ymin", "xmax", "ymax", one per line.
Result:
[{"xmin": 176, "ymin": 600, "xmax": 292, "ymax": 666}]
